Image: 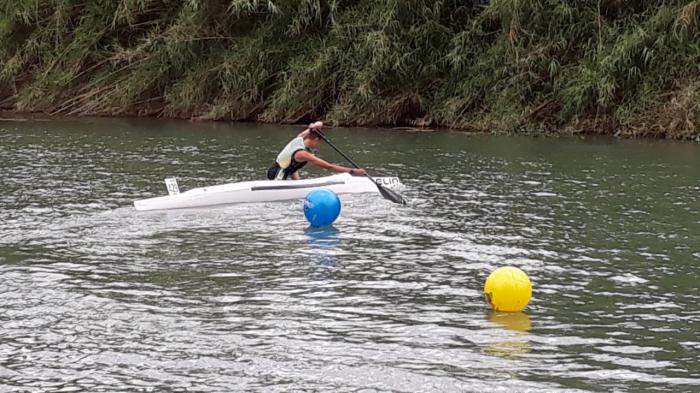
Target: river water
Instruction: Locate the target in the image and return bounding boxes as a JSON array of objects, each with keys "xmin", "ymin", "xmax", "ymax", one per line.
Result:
[{"xmin": 1, "ymin": 117, "xmax": 699, "ymax": 392}]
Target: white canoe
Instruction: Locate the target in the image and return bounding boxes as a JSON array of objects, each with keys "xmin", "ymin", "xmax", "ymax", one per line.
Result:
[{"xmin": 133, "ymin": 173, "xmax": 402, "ymax": 211}]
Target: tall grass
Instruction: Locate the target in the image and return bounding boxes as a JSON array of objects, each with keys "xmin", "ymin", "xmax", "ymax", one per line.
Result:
[{"xmin": 0, "ymin": 0, "xmax": 698, "ymax": 138}]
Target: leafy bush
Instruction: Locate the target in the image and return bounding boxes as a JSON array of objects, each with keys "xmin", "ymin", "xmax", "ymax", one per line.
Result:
[{"xmin": 0, "ymin": 0, "xmax": 697, "ymax": 138}]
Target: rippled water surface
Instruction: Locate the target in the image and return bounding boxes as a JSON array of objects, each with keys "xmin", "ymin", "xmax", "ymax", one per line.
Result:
[{"xmin": 1, "ymin": 118, "xmax": 699, "ymax": 392}]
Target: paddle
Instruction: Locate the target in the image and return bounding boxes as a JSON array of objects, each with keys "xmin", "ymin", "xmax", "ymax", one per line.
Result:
[{"xmin": 313, "ymin": 128, "xmax": 406, "ymax": 205}]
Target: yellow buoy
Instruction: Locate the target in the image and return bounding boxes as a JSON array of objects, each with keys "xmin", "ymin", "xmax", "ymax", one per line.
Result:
[{"xmin": 484, "ymin": 266, "xmax": 532, "ymax": 312}]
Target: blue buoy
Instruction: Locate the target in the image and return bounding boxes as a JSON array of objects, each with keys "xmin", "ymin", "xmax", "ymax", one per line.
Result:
[{"xmin": 304, "ymin": 189, "xmax": 341, "ymax": 227}]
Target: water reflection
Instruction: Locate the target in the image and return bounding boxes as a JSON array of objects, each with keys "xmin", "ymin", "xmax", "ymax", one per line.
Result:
[
  {"xmin": 489, "ymin": 311, "xmax": 532, "ymax": 332},
  {"xmin": 304, "ymin": 225, "xmax": 340, "ymax": 267},
  {"xmin": 482, "ymin": 312, "xmax": 532, "ymax": 358}
]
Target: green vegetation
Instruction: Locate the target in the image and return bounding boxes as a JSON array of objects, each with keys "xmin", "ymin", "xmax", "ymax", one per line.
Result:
[{"xmin": 1, "ymin": 0, "xmax": 698, "ymax": 138}]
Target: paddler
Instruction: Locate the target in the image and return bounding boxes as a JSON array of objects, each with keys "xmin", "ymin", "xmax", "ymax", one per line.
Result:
[{"xmin": 267, "ymin": 121, "xmax": 367, "ymax": 180}]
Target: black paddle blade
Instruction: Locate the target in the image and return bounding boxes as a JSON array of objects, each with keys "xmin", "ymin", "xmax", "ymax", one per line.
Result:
[{"xmin": 376, "ymin": 183, "xmax": 406, "ymax": 205}]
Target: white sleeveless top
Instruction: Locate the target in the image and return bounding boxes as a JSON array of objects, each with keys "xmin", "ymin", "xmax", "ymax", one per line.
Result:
[{"xmin": 276, "ymin": 137, "xmax": 306, "ymax": 169}]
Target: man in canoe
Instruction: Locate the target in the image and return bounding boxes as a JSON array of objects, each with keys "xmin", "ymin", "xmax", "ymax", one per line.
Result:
[{"xmin": 267, "ymin": 121, "xmax": 367, "ymax": 180}]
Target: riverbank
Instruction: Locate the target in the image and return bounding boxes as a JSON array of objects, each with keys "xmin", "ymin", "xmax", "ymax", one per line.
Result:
[
  {"xmin": 2, "ymin": 107, "xmax": 698, "ymax": 142},
  {"xmin": 1, "ymin": 1, "xmax": 698, "ymax": 139}
]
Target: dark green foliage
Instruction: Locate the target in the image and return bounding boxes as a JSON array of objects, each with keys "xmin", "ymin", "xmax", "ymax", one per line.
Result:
[{"xmin": 0, "ymin": 0, "xmax": 698, "ymax": 138}]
